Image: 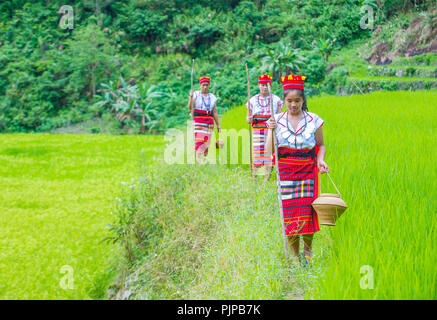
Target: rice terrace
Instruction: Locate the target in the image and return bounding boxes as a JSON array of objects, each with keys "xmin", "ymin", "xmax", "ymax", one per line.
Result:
[{"xmin": 0, "ymin": 0, "xmax": 436, "ymax": 304}]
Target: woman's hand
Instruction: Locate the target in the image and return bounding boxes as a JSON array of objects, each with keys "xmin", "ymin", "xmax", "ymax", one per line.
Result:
[
  {"xmin": 189, "ymin": 90, "xmax": 194, "ymax": 98},
  {"xmin": 246, "ymin": 115, "xmax": 253, "ymax": 124},
  {"xmin": 317, "ymin": 159, "xmax": 329, "ymax": 174},
  {"xmin": 217, "ymin": 125, "xmax": 221, "ymax": 133},
  {"xmin": 266, "ymin": 117, "xmax": 276, "ymax": 129}
]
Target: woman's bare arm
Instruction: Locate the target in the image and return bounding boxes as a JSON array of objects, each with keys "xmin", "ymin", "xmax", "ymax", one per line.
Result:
[
  {"xmin": 315, "ymin": 126, "xmax": 328, "ymax": 173},
  {"xmin": 265, "ymin": 117, "xmax": 276, "ymax": 156},
  {"xmin": 187, "ymin": 91, "xmax": 194, "ymax": 110},
  {"xmin": 212, "ymin": 104, "xmax": 221, "ymax": 132},
  {"xmin": 246, "ymin": 101, "xmax": 253, "ymax": 124}
]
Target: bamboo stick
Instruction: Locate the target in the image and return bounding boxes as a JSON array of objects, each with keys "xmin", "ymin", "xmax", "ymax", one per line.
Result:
[
  {"xmin": 191, "ymin": 59, "xmax": 194, "ymax": 94},
  {"xmin": 267, "ymin": 83, "xmax": 290, "ymax": 260},
  {"xmin": 213, "ymin": 82, "xmax": 223, "ymax": 150},
  {"xmin": 189, "ymin": 59, "xmax": 194, "ymax": 115},
  {"xmin": 246, "ymin": 64, "xmax": 253, "ymax": 176}
]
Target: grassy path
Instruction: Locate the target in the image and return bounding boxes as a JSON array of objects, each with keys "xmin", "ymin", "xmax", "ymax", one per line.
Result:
[
  {"xmin": 0, "ymin": 133, "xmax": 164, "ymax": 299},
  {"xmin": 108, "ymin": 163, "xmax": 309, "ymax": 299}
]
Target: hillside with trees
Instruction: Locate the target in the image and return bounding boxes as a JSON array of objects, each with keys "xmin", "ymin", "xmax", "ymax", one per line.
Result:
[{"xmin": 0, "ymin": 0, "xmax": 435, "ymax": 133}]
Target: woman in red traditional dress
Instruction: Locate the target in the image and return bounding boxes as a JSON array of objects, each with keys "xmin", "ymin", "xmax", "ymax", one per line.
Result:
[
  {"xmin": 246, "ymin": 74, "xmax": 283, "ymax": 180},
  {"xmin": 265, "ymin": 74, "xmax": 329, "ymax": 264},
  {"xmin": 188, "ymin": 76, "xmax": 221, "ymax": 163}
]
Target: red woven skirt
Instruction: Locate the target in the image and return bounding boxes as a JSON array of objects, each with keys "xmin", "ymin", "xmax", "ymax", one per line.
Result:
[
  {"xmin": 193, "ymin": 109, "xmax": 214, "ymax": 154},
  {"xmin": 277, "ymin": 147, "xmax": 320, "ymax": 236},
  {"xmin": 252, "ymin": 115, "xmax": 274, "ymax": 167}
]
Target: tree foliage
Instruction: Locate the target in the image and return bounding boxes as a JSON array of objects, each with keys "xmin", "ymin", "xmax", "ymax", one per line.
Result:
[
  {"xmin": 0, "ymin": 0, "xmax": 434, "ymax": 132},
  {"xmin": 93, "ymin": 77, "xmax": 164, "ymax": 133}
]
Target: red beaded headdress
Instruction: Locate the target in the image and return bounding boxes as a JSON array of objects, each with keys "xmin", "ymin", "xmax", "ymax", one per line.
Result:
[
  {"xmin": 199, "ymin": 76, "xmax": 211, "ymax": 84},
  {"xmin": 258, "ymin": 74, "xmax": 272, "ymax": 84},
  {"xmin": 280, "ymin": 74, "xmax": 306, "ymax": 91}
]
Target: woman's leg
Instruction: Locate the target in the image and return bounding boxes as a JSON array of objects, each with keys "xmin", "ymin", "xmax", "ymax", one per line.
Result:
[
  {"xmin": 287, "ymin": 235, "xmax": 300, "ymax": 258},
  {"xmin": 264, "ymin": 165, "xmax": 273, "ymax": 181},
  {"xmin": 203, "ymin": 126, "xmax": 212, "ymax": 157},
  {"xmin": 302, "ymin": 234, "xmax": 314, "ymax": 258},
  {"xmin": 252, "ymin": 166, "xmax": 259, "ymax": 177},
  {"xmin": 196, "ymin": 151, "xmax": 205, "ymax": 164}
]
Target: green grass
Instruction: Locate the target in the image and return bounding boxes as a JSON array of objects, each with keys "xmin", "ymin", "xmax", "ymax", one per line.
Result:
[
  {"xmin": 303, "ymin": 90, "xmax": 436, "ymax": 299},
  {"xmin": 378, "ymin": 65, "xmax": 437, "ymax": 70},
  {"xmin": 0, "ymin": 133, "xmax": 165, "ymax": 299},
  {"xmin": 327, "ymin": 38, "xmax": 437, "ymax": 79},
  {"xmin": 108, "ymin": 164, "xmax": 307, "ymax": 299},
  {"xmin": 391, "ymin": 52, "xmax": 437, "ymax": 67},
  {"xmin": 328, "ymin": 38, "xmax": 370, "ymax": 78},
  {"xmin": 113, "ymin": 90, "xmax": 436, "ymax": 300},
  {"xmin": 350, "ymin": 76, "xmax": 437, "ymax": 82}
]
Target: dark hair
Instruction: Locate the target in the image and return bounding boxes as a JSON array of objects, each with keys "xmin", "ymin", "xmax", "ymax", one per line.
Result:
[{"xmin": 283, "ymin": 88, "xmax": 308, "ymax": 111}]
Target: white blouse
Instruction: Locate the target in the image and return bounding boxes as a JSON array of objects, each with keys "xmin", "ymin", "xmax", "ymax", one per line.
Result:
[
  {"xmin": 246, "ymin": 94, "xmax": 283, "ymax": 116},
  {"xmin": 273, "ymin": 111, "xmax": 324, "ymax": 149},
  {"xmin": 192, "ymin": 91, "xmax": 217, "ymax": 112}
]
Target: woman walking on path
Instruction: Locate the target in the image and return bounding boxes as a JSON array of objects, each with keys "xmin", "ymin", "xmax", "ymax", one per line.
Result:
[
  {"xmin": 265, "ymin": 74, "xmax": 329, "ymax": 264},
  {"xmin": 246, "ymin": 74, "xmax": 283, "ymax": 180},
  {"xmin": 188, "ymin": 76, "xmax": 221, "ymax": 164}
]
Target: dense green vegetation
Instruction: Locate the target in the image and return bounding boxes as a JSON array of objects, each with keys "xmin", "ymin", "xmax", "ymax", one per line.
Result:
[{"xmin": 1, "ymin": 0, "xmax": 435, "ymax": 133}]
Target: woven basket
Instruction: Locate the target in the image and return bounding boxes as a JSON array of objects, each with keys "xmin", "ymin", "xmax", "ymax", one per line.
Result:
[
  {"xmin": 215, "ymin": 139, "xmax": 224, "ymax": 149},
  {"xmin": 312, "ymin": 173, "xmax": 348, "ymax": 226}
]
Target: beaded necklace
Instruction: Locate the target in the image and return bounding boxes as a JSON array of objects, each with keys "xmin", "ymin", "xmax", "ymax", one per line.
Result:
[
  {"xmin": 257, "ymin": 94, "xmax": 270, "ymax": 109},
  {"xmin": 283, "ymin": 111, "xmax": 308, "ymax": 148},
  {"xmin": 201, "ymin": 93, "xmax": 211, "ymax": 110}
]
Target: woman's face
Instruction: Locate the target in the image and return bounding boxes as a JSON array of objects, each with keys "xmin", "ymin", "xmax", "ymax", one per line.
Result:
[
  {"xmin": 258, "ymin": 83, "xmax": 269, "ymax": 96},
  {"xmin": 284, "ymin": 90, "xmax": 304, "ymax": 115},
  {"xmin": 200, "ymin": 82, "xmax": 210, "ymax": 93}
]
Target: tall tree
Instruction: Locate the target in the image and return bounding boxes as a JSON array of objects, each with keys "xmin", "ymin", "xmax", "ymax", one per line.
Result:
[
  {"xmin": 261, "ymin": 41, "xmax": 307, "ymax": 80},
  {"xmin": 61, "ymin": 21, "xmax": 117, "ymax": 100},
  {"xmin": 83, "ymin": 0, "xmax": 115, "ymax": 26}
]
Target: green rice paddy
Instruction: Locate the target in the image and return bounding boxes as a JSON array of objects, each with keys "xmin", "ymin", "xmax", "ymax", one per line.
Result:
[{"xmin": 0, "ymin": 134, "xmax": 165, "ymax": 299}]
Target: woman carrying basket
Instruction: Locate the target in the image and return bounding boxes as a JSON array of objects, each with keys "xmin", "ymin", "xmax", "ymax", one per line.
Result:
[
  {"xmin": 265, "ymin": 74, "xmax": 329, "ymax": 264},
  {"xmin": 188, "ymin": 76, "xmax": 221, "ymax": 163},
  {"xmin": 246, "ymin": 74, "xmax": 283, "ymax": 180}
]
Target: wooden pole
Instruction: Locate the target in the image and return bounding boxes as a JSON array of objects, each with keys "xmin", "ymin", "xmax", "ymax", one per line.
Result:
[
  {"xmin": 191, "ymin": 59, "xmax": 194, "ymax": 94},
  {"xmin": 190, "ymin": 59, "xmax": 194, "ymax": 117},
  {"xmin": 213, "ymin": 82, "xmax": 222, "ymax": 150},
  {"xmin": 246, "ymin": 64, "xmax": 253, "ymax": 177},
  {"xmin": 267, "ymin": 83, "xmax": 290, "ymax": 260}
]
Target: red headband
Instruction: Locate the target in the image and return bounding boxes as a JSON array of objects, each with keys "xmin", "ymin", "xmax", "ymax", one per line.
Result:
[
  {"xmin": 199, "ymin": 76, "xmax": 211, "ymax": 84},
  {"xmin": 281, "ymin": 74, "xmax": 306, "ymax": 91},
  {"xmin": 258, "ymin": 74, "xmax": 272, "ymax": 84}
]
